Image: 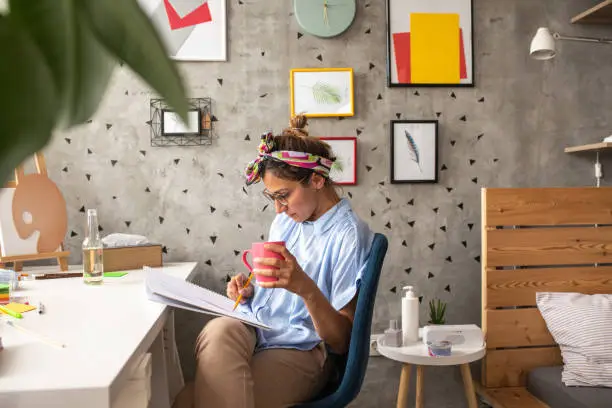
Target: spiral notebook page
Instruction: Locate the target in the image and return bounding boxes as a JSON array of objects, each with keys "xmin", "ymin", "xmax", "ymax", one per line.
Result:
[{"xmin": 145, "ymin": 268, "xmax": 272, "ymax": 330}]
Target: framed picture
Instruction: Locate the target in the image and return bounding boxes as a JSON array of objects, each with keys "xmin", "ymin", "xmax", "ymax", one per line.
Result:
[
  {"xmin": 319, "ymin": 137, "xmax": 357, "ymax": 185},
  {"xmin": 386, "ymin": 0, "xmax": 474, "ymax": 87},
  {"xmin": 138, "ymin": 0, "xmax": 227, "ymax": 61},
  {"xmin": 290, "ymin": 68, "xmax": 354, "ymax": 117},
  {"xmin": 161, "ymin": 109, "xmax": 202, "ymax": 136},
  {"xmin": 390, "ymin": 120, "xmax": 438, "ymax": 184},
  {"xmin": 150, "ymin": 98, "xmax": 214, "ymax": 146}
]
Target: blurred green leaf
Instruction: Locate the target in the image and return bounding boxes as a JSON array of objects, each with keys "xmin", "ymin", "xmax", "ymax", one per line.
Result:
[
  {"xmin": 0, "ymin": 15, "xmax": 58, "ymax": 184},
  {"xmin": 8, "ymin": 0, "xmax": 115, "ymax": 128},
  {"xmin": 80, "ymin": 0, "xmax": 189, "ymax": 123},
  {"xmin": 0, "ymin": 0, "xmax": 187, "ymax": 185}
]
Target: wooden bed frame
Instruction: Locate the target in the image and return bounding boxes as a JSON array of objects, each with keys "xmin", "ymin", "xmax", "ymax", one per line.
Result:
[{"xmin": 475, "ymin": 187, "xmax": 612, "ymax": 408}]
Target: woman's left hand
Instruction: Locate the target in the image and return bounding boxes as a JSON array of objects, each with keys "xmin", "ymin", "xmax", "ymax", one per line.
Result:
[{"xmin": 253, "ymin": 243, "xmax": 315, "ymax": 297}]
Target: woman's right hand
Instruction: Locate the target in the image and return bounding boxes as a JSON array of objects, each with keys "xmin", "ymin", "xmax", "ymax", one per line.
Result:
[{"xmin": 226, "ymin": 273, "xmax": 254, "ymax": 303}]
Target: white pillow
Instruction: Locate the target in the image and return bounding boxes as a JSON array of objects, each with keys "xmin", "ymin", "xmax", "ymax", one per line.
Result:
[{"xmin": 536, "ymin": 292, "xmax": 612, "ymax": 387}]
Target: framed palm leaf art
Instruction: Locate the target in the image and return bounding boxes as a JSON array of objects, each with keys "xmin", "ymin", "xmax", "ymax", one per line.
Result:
[
  {"xmin": 318, "ymin": 137, "xmax": 357, "ymax": 185},
  {"xmin": 290, "ymin": 68, "xmax": 354, "ymax": 117},
  {"xmin": 390, "ymin": 120, "xmax": 438, "ymax": 183}
]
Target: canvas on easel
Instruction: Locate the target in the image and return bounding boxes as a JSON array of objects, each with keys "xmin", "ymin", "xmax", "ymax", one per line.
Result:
[{"xmin": 0, "ymin": 152, "xmax": 69, "ymax": 271}]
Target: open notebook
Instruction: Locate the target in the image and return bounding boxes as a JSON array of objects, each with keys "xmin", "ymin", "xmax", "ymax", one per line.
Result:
[{"xmin": 145, "ymin": 267, "xmax": 272, "ymax": 330}]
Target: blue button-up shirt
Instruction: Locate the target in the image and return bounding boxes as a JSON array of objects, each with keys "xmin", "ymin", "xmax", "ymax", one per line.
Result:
[{"xmin": 241, "ymin": 198, "xmax": 374, "ymax": 351}]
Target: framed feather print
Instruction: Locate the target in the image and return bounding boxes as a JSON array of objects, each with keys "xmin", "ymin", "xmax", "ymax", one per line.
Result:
[
  {"xmin": 390, "ymin": 120, "xmax": 438, "ymax": 183},
  {"xmin": 290, "ymin": 68, "xmax": 354, "ymax": 117}
]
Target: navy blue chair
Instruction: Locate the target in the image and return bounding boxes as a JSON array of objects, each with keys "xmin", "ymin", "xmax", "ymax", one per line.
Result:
[{"xmin": 294, "ymin": 233, "xmax": 388, "ymax": 408}]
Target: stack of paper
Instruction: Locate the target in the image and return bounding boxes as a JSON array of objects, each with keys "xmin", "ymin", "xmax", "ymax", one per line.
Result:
[{"xmin": 145, "ymin": 268, "xmax": 272, "ymax": 330}]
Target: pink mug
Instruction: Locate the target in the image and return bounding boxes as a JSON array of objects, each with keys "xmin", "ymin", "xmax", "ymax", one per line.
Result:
[{"xmin": 242, "ymin": 241, "xmax": 285, "ymax": 283}]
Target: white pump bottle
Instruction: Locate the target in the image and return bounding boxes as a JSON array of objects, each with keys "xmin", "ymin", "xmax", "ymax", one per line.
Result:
[{"xmin": 401, "ymin": 285, "xmax": 419, "ymax": 345}]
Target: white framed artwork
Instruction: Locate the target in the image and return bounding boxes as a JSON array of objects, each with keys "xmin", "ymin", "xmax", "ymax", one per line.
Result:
[
  {"xmin": 390, "ymin": 120, "xmax": 439, "ymax": 183},
  {"xmin": 290, "ymin": 68, "xmax": 354, "ymax": 117},
  {"xmin": 319, "ymin": 137, "xmax": 357, "ymax": 185},
  {"xmin": 386, "ymin": 0, "xmax": 474, "ymax": 86},
  {"xmin": 138, "ymin": 0, "xmax": 227, "ymax": 61},
  {"xmin": 161, "ymin": 110, "xmax": 201, "ymax": 135}
]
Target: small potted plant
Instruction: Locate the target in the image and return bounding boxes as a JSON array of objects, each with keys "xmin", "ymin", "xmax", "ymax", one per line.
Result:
[{"xmin": 428, "ymin": 298, "xmax": 447, "ymax": 325}]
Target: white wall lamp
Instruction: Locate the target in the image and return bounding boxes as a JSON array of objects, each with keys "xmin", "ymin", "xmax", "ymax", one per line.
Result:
[
  {"xmin": 531, "ymin": 27, "xmax": 612, "ymax": 188},
  {"xmin": 530, "ymin": 27, "xmax": 612, "ymax": 60}
]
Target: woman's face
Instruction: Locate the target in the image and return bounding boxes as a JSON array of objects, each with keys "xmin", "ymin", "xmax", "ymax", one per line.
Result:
[{"xmin": 262, "ymin": 172, "xmax": 324, "ymax": 222}]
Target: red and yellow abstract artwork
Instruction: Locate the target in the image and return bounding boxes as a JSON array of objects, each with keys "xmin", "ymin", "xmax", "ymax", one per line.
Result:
[
  {"xmin": 387, "ymin": 1, "xmax": 473, "ymax": 86},
  {"xmin": 137, "ymin": 0, "xmax": 227, "ymax": 61}
]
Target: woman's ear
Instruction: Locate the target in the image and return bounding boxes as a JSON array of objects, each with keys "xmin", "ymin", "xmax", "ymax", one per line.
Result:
[{"xmin": 310, "ymin": 173, "xmax": 326, "ymax": 190}]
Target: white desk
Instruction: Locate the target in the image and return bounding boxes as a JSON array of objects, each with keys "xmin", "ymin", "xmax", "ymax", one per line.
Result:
[{"xmin": 0, "ymin": 261, "xmax": 198, "ymax": 408}]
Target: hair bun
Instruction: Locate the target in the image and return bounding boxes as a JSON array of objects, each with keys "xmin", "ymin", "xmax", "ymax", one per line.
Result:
[{"xmin": 288, "ymin": 114, "xmax": 309, "ymax": 137}]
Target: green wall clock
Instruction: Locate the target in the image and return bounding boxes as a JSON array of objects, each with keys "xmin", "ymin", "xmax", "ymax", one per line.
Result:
[{"xmin": 294, "ymin": 0, "xmax": 356, "ymax": 38}]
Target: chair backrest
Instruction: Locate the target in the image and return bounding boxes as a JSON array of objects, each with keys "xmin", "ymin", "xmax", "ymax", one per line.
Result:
[{"xmin": 296, "ymin": 233, "xmax": 388, "ymax": 407}]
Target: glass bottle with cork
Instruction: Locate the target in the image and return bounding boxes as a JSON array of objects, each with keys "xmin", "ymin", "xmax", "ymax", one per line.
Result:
[{"xmin": 82, "ymin": 209, "xmax": 104, "ymax": 285}]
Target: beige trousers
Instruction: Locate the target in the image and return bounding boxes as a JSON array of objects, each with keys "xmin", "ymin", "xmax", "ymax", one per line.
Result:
[{"xmin": 172, "ymin": 317, "xmax": 331, "ymax": 408}]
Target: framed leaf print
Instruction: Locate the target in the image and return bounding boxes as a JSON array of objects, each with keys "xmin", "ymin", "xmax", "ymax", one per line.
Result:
[
  {"xmin": 290, "ymin": 68, "xmax": 354, "ymax": 117},
  {"xmin": 319, "ymin": 137, "xmax": 357, "ymax": 185},
  {"xmin": 390, "ymin": 120, "xmax": 438, "ymax": 183},
  {"xmin": 386, "ymin": 0, "xmax": 474, "ymax": 87}
]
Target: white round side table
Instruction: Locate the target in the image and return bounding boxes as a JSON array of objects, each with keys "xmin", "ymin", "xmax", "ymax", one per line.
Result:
[{"xmin": 377, "ymin": 336, "xmax": 486, "ymax": 408}]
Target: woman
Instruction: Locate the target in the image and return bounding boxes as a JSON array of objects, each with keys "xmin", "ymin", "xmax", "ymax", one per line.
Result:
[{"xmin": 174, "ymin": 115, "xmax": 374, "ymax": 408}]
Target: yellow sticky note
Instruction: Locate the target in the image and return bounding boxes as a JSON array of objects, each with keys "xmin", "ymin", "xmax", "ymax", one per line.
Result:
[
  {"xmin": 410, "ymin": 13, "xmax": 460, "ymax": 84},
  {"xmin": 1, "ymin": 302, "xmax": 36, "ymax": 314}
]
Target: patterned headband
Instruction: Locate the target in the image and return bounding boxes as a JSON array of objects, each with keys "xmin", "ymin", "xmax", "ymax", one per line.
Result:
[{"xmin": 245, "ymin": 131, "xmax": 335, "ymax": 186}]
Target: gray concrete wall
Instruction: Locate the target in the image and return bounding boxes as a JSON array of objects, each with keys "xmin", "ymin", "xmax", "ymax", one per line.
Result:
[{"xmin": 44, "ymin": 0, "xmax": 612, "ymax": 406}]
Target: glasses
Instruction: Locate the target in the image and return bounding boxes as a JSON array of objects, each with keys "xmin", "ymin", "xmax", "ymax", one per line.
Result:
[
  {"xmin": 262, "ymin": 188, "xmax": 295, "ymax": 207},
  {"xmin": 262, "ymin": 175, "xmax": 312, "ymax": 207}
]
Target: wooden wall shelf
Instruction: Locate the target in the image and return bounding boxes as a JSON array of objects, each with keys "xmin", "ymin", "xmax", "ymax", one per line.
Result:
[
  {"xmin": 564, "ymin": 142, "xmax": 612, "ymax": 153},
  {"xmin": 571, "ymin": 0, "xmax": 612, "ymax": 24}
]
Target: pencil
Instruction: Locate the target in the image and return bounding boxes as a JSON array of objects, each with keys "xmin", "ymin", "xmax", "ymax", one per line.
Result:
[
  {"xmin": 6, "ymin": 320, "xmax": 67, "ymax": 349},
  {"xmin": 34, "ymin": 272, "xmax": 83, "ymax": 280},
  {"xmin": 232, "ymin": 273, "xmax": 254, "ymax": 311}
]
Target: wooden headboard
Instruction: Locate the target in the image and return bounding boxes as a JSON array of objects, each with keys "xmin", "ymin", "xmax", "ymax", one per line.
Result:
[{"xmin": 481, "ymin": 187, "xmax": 612, "ymax": 389}]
